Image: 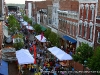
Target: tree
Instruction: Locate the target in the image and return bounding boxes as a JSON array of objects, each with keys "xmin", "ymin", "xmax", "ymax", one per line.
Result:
[
  {"xmin": 23, "ymin": 15, "xmax": 29, "ymax": 22},
  {"xmin": 8, "ymin": 15, "xmax": 20, "ymax": 34},
  {"xmin": 73, "ymin": 43, "xmax": 93, "ymax": 64},
  {"xmin": 88, "ymin": 46, "xmax": 100, "ymax": 72},
  {"xmin": 44, "ymin": 28, "xmax": 51, "ymax": 39},
  {"xmin": 48, "ymin": 32, "xmax": 60, "ymax": 47},
  {"xmin": 33, "ymin": 24, "xmax": 42, "ymax": 34}
]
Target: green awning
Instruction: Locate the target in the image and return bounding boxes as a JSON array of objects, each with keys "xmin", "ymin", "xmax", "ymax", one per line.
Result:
[{"xmin": 40, "ymin": 25, "xmax": 46, "ymax": 31}]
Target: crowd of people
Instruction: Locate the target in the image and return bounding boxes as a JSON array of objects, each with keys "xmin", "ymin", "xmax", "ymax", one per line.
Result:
[{"xmin": 15, "ymin": 18, "xmax": 75, "ymax": 75}]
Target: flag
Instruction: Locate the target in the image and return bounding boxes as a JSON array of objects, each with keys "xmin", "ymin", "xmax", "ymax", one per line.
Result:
[
  {"xmin": 41, "ymin": 32, "xmax": 44, "ymax": 40},
  {"xmin": 33, "ymin": 45, "xmax": 37, "ymax": 64}
]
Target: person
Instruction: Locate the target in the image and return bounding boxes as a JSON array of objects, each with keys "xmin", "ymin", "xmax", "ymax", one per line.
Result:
[{"xmin": 69, "ymin": 51, "xmax": 73, "ymax": 56}]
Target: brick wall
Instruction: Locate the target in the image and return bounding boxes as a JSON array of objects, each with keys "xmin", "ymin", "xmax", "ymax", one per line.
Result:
[
  {"xmin": 97, "ymin": 0, "xmax": 100, "ymax": 16},
  {"xmin": 94, "ymin": 23, "xmax": 100, "ymax": 49}
]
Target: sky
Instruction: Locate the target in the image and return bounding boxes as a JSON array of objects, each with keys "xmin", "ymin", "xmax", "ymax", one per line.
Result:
[{"xmin": 5, "ymin": 0, "xmax": 44, "ymax": 4}]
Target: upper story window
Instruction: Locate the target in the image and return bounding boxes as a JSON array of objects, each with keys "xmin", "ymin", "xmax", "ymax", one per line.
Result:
[
  {"xmin": 80, "ymin": 4, "xmax": 84, "ymax": 19},
  {"xmin": 69, "ymin": 21, "xmax": 73, "ymax": 35},
  {"xmin": 90, "ymin": 4, "xmax": 95, "ymax": 21},
  {"xmin": 84, "ymin": 21, "xmax": 88, "ymax": 38},
  {"xmin": 85, "ymin": 4, "xmax": 89, "ymax": 19},
  {"xmin": 79, "ymin": 20, "xmax": 83, "ymax": 36},
  {"xmin": 97, "ymin": 32, "xmax": 100, "ymax": 44},
  {"xmin": 89, "ymin": 22, "xmax": 93, "ymax": 40}
]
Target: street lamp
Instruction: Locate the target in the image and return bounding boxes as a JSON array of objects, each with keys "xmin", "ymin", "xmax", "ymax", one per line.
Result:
[{"xmin": 83, "ymin": 60, "xmax": 87, "ymax": 75}]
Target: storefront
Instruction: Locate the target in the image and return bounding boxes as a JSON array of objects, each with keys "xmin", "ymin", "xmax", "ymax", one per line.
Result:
[{"xmin": 63, "ymin": 35, "xmax": 77, "ymax": 54}]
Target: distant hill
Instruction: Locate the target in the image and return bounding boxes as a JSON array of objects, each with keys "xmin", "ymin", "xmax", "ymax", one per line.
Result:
[{"xmin": 6, "ymin": 4, "xmax": 25, "ymax": 9}]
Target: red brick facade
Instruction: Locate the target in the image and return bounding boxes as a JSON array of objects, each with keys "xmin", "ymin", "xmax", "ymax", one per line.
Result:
[{"xmin": 58, "ymin": 0, "xmax": 79, "ymax": 51}]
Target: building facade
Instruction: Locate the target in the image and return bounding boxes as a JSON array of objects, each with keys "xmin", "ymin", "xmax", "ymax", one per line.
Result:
[
  {"xmin": 25, "ymin": 1, "xmax": 33, "ymax": 18},
  {"xmin": 77, "ymin": 0, "xmax": 98, "ymax": 47},
  {"xmin": 58, "ymin": 0, "xmax": 79, "ymax": 53}
]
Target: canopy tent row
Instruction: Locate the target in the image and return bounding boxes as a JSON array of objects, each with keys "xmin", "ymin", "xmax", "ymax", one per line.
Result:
[
  {"xmin": 16, "ymin": 49, "xmax": 34, "ymax": 65},
  {"xmin": 35, "ymin": 35, "xmax": 46, "ymax": 42},
  {"xmin": 48, "ymin": 46, "xmax": 73, "ymax": 61}
]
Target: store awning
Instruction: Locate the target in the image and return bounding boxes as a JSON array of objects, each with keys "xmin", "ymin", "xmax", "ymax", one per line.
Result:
[
  {"xmin": 63, "ymin": 36, "xmax": 77, "ymax": 44},
  {"xmin": 40, "ymin": 25, "xmax": 46, "ymax": 31}
]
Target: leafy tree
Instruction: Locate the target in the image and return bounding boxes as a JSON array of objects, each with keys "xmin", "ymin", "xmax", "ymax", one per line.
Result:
[
  {"xmin": 33, "ymin": 24, "xmax": 42, "ymax": 34},
  {"xmin": 48, "ymin": 32, "xmax": 60, "ymax": 47},
  {"xmin": 28, "ymin": 19, "xmax": 32, "ymax": 25},
  {"xmin": 23, "ymin": 15, "xmax": 29, "ymax": 22},
  {"xmin": 8, "ymin": 15, "xmax": 20, "ymax": 34},
  {"xmin": 44, "ymin": 28, "xmax": 51, "ymax": 39},
  {"xmin": 88, "ymin": 46, "xmax": 100, "ymax": 72},
  {"xmin": 13, "ymin": 33, "xmax": 24, "ymax": 50},
  {"xmin": 73, "ymin": 43, "xmax": 93, "ymax": 64}
]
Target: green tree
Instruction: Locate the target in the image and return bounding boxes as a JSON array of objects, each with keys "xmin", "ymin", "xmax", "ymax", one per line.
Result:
[
  {"xmin": 28, "ymin": 19, "xmax": 32, "ymax": 25},
  {"xmin": 73, "ymin": 43, "xmax": 93, "ymax": 64},
  {"xmin": 44, "ymin": 28, "xmax": 51, "ymax": 39},
  {"xmin": 33, "ymin": 24, "xmax": 42, "ymax": 34},
  {"xmin": 48, "ymin": 32, "xmax": 60, "ymax": 47},
  {"xmin": 8, "ymin": 15, "xmax": 20, "ymax": 34},
  {"xmin": 23, "ymin": 15, "xmax": 29, "ymax": 22},
  {"xmin": 13, "ymin": 33, "xmax": 24, "ymax": 50},
  {"xmin": 88, "ymin": 46, "xmax": 100, "ymax": 72}
]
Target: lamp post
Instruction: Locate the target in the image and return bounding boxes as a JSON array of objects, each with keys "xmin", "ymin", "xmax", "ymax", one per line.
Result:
[{"xmin": 83, "ymin": 60, "xmax": 87, "ymax": 75}]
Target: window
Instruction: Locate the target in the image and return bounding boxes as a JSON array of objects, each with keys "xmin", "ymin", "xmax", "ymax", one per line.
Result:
[
  {"xmin": 48, "ymin": 18, "xmax": 52, "ymax": 24},
  {"xmin": 90, "ymin": 4, "xmax": 95, "ymax": 21},
  {"xmin": 97, "ymin": 32, "xmax": 100, "ymax": 43},
  {"xmin": 89, "ymin": 26, "xmax": 92, "ymax": 40},
  {"xmin": 79, "ymin": 20, "xmax": 83, "ymax": 36},
  {"xmin": 89, "ymin": 22, "xmax": 93, "ymax": 40},
  {"xmin": 80, "ymin": 4, "xmax": 84, "ymax": 19},
  {"xmin": 85, "ymin": 4, "xmax": 89, "ymax": 19},
  {"xmin": 84, "ymin": 21, "xmax": 87, "ymax": 38},
  {"xmin": 79, "ymin": 24, "xmax": 82, "ymax": 35}
]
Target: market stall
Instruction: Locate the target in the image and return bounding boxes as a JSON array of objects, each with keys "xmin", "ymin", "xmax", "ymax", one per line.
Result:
[
  {"xmin": 26, "ymin": 26, "xmax": 34, "ymax": 33},
  {"xmin": 35, "ymin": 35, "xmax": 46, "ymax": 42},
  {"xmin": 16, "ymin": 49, "xmax": 34, "ymax": 65},
  {"xmin": 48, "ymin": 46, "xmax": 73, "ymax": 67}
]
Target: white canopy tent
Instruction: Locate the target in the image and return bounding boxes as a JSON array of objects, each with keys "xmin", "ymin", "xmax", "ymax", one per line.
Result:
[
  {"xmin": 16, "ymin": 49, "xmax": 34, "ymax": 65},
  {"xmin": 21, "ymin": 21, "xmax": 28, "ymax": 26},
  {"xmin": 26, "ymin": 26, "xmax": 34, "ymax": 30},
  {"xmin": 48, "ymin": 46, "xmax": 73, "ymax": 61},
  {"xmin": 35, "ymin": 35, "xmax": 46, "ymax": 42}
]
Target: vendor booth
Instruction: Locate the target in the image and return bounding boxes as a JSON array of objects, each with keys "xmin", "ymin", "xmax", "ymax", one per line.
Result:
[
  {"xmin": 16, "ymin": 49, "xmax": 34, "ymax": 65},
  {"xmin": 35, "ymin": 35, "xmax": 46, "ymax": 42},
  {"xmin": 48, "ymin": 46, "xmax": 72, "ymax": 61},
  {"xmin": 21, "ymin": 21, "xmax": 28, "ymax": 26},
  {"xmin": 26, "ymin": 26, "xmax": 34, "ymax": 33},
  {"xmin": 48, "ymin": 46, "xmax": 73, "ymax": 67}
]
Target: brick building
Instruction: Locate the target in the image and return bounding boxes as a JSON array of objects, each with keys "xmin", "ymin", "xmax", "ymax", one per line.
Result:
[
  {"xmin": 77, "ymin": 0, "xmax": 98, "ymax": 48},
  {"xmin": 94, "ymin": 0, "xmax": 100, "ymax": 49},
  {"xmin": 32, "ymin": 1, "xmax": 52, "ymax": 26},
  {"xmin": 25, "ymin": 1, "xmax": 33, "ymax": 18},
  {"xmin": 58, "ymin": 0, "xmax": 79, "ymax": 53}
]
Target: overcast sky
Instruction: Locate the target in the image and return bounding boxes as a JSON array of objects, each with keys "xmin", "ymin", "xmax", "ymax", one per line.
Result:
[{"xmin": 5, "ymin": 0, "xmax": 44, "ymax": 4}]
